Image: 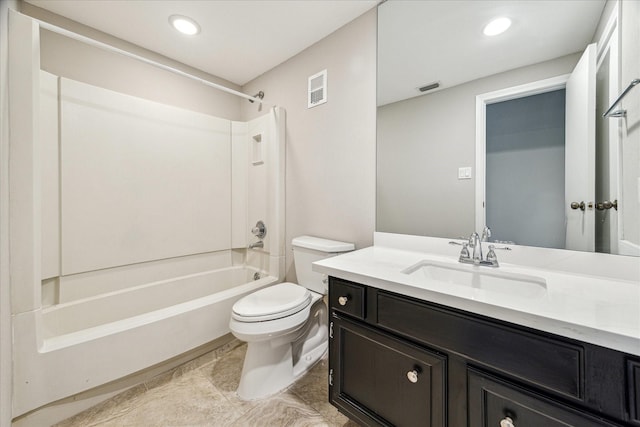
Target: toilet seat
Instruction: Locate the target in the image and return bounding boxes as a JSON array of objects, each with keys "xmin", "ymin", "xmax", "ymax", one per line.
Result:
[{"xmin": 232, "ymin": 283, "xmax": 312, "ymax": 322}]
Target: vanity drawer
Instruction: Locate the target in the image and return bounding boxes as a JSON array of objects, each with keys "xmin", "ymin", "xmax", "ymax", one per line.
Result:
[
  {"xmin": 329, "ymin": 278, "xmax": 366, "ymax": 319},
  {"xmin": 376, "ymin": 291, "xmax": 584, "ymax": 400},
  {"xmin": 468, "ymin": 369, "xmax": 619, "ymax": 427}
]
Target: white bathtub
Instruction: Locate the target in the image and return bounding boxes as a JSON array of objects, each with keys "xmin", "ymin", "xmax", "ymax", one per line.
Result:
[{"xmin": 13, "ymin": 266, "xmax": 277, "ymax": 416}]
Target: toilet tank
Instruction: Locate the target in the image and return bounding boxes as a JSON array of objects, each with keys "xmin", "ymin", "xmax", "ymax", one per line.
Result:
[{"xmin": 291, "ymin": 236, "xmax": 354, "ymax": 294}]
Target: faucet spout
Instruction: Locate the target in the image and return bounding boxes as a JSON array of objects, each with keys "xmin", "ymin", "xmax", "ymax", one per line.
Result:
[
  {"xmin": 469, "ymin": 232, "xmax": 482, "ymax": 263},
  {"xmin": 248, "ymin": 240, "xmax": 264, "ymax": 249}
]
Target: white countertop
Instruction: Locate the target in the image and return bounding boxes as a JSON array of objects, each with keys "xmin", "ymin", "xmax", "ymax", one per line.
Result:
[{"xmin": 313, "ymin": 233, "xmax": 640, "ymax": 356}]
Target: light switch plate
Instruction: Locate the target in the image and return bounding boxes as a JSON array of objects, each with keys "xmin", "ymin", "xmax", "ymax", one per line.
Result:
[{"xmin": 458, "ymin": 167, "xmax": 472, "ymax": 180}]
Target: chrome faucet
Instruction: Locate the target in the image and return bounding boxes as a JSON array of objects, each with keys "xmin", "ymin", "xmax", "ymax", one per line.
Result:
[
  {"xmin": 481, "ymin": 226, "xmax": 491, "ymax": 242},
  {"xmin": 459, "ymin": 229, "xmax": 499, "ymax": 267},
  {"xmin": 248, "ymin": 221, "xmax": 266, "ymax": 249},
  {"xmin": 469, "ymin": 232, "xmax": 483, "ymax": 263},
  {"xmin": 248, "ymin": 240, "xmax": 264, "ymax": 249}
]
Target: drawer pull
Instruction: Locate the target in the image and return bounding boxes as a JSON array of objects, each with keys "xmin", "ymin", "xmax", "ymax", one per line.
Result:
[
  {"xmin": 500, "ymin": 417, "xmax": 515, "ymax": 427},
  {"xmin": 406, "ymin": 369, "xmax": 419, "ymax": 383},
  {"xmin": 338, "ymin": 295, "xmax": 350, "ymax": 306}
]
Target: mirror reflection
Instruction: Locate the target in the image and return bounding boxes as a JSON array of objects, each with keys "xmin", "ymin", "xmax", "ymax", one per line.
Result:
[{"xmin": 376, "ymin": 0, "xmax": 639, "ymax": 256}]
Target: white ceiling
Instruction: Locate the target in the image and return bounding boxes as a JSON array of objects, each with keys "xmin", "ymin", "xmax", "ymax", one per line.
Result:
[
  {"xmin": 378, "ymin": 0, "xmax": 606, "ymax": 106},
  {"xmin": 24, "ymin": 0, "xmax": 606, "ymax": 103},
  {"xmin": 24, "ymin": 0, "xmax": 379, "ymax": 86}
]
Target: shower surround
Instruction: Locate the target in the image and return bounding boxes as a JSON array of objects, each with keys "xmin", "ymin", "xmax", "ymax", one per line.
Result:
[{"xmin": 9, "ymin": 12, "xmax": 286, "ymax": 419}]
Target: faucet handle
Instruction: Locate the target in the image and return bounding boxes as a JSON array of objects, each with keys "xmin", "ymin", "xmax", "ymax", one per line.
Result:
[
  {"xmin": 468, "ymin": 232, "xmax": 479, "ymax": 246},
  {"xmin": 481, "ymin": 226, "xmax": 491, "ymax": 242},
  {"xmin": 486, "ymin": 245, "xmax": 499, "ymax": 266},
  {"xmin": 251, "ymin": 220, "xmax": 267, "ymax": 239},
  {"xmin": 459, "ymin": 243, "xmax": 470, "ymax": 261}
]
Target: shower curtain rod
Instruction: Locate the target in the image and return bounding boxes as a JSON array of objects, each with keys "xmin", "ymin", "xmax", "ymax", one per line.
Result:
[
  {"xmin": 603, "ymin": 78, "xmax": 639, "ymax": 118},
  {"xmin": 32, "ymin": 15, "xmax": 264, "ymax": 104}
]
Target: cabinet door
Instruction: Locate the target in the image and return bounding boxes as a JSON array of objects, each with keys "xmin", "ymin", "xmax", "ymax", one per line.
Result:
[
  {"xmin": 468, "ymin": 369, "xmax": 620, "ymax": 427},
  {"xmin": 330, "ymin": 314, "xmax": 446, "ymax": 427},
  {"xmin": 629, "ymin": 359, "xmax": 640, "ymax": 425}
]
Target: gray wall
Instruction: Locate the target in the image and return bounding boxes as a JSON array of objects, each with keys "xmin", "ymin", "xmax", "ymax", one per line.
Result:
[
  {"xmin": 486, "ymin": 90, "xmax": 566, "ymax": 249},
  {"xmin": 377, "ymin": 53, "xmax": 580, "ymax": 238},
  {"xmin": 241, "ymin": 10, "xmax": 377, "ymax": 282}
]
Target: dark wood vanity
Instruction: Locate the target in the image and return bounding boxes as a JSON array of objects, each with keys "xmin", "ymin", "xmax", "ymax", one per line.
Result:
[{"xmin": 328, "ymin": 276, "xmax": 640, "ymax": 427}]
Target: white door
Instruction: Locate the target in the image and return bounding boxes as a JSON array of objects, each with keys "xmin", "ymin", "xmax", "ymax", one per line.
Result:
[
  {"xmin": 595, "ymin": 26, "xmax": 621, "ymax": 255},
  {"xmin": 565, "ymin": 43, "xmax": 596, "ymax": 252}
]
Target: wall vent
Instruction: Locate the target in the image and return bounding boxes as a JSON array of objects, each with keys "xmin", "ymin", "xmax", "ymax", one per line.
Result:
[{"xmin": 308, "ymin": 69, "xmax": 327, "ymax": 108}]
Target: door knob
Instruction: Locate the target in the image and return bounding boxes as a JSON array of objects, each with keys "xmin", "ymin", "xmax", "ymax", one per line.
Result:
[
  {"xmin": 595, "ymin": 199, "xmax": 618, "ymax": 211},
  {"xmin": 570, "ymin": 201, "xmax": 585, "ymax": 211},
  {"xmin": 570, "ymin": 201, "xmax": 594, "ymax": 211},
  {"xmin": 406, "ymin": 369, "xmax": 419, "ymax": 383}
]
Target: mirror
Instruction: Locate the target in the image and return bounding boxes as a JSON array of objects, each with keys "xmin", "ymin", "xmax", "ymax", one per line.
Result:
[{"xmin": 376, "ymin": 0, "xmax": 640, "ymax": 256}]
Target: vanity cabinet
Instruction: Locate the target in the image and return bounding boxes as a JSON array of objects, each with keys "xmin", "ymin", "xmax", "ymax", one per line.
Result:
[
  {"xmin": 328, "ymin": 277, "xmax": 638, "ymax": 427},
  {"xmin": 331, "ymin": 316, "xmax": 446, "ymax": 426}
]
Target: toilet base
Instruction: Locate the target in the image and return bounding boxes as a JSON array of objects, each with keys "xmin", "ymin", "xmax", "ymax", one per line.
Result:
[{"xmin": 236, "ymin": 300, "xmax": 327, "ymax": 401}]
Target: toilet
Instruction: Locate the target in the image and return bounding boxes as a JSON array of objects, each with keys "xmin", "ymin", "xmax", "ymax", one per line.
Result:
[{"xmin": 229, "ymin": 235, "xmax": 354, "ymax": 400}]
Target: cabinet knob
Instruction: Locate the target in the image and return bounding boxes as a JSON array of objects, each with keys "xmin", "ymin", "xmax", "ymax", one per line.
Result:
[
  {"xmin": 500, "ymin": 417, "xmax": 515, "ymax": 427},
  {"xmin": 338, "ymin": 296, "xmax": 350, "ymax": 306},
  {"xmin": 406, "ymin": 370, "xmax": 419, "ymax": 383}
]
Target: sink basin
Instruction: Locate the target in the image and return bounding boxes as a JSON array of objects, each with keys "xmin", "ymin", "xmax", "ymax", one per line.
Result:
[{"xmin": 402, "ymin": 260, "xmax": 547, "ymax": 298}]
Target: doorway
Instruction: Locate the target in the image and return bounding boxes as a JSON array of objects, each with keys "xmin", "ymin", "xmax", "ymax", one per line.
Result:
[
  {"xmin": 485, "ymin": 89, "xmax": 567, "ymax": 248},
  {"xmin": 474, "ymin": 74, "xmax": 570, "ymax": 248}
]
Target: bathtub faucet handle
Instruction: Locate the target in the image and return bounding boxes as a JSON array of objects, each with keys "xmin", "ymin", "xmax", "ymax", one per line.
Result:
[{"xmin": 251, "ymin": 220, "xmax": 267, "ymax": 239}]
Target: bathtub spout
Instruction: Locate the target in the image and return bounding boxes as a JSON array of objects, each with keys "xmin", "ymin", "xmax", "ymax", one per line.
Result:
[{"xmin": 248, "ymin": 240, "xmax": 263, "ymax": 249}]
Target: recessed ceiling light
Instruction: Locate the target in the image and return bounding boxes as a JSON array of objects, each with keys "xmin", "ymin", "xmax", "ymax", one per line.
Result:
[
  {"xmin": 169, "ymin": 15, "xmax": 200, "ymax": 36},
  {"xmin": 483, "ymin": 17, "xmax": 512, "ymax": 36}
]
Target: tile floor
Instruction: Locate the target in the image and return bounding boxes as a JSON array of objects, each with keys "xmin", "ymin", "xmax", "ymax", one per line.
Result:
[{"xmin": 55, "ymin": 340, "xmax": 359, "ymax": 427}]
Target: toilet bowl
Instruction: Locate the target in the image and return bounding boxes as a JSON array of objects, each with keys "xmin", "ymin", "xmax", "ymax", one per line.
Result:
[{"xmin": 229, "ymin": 236, "xmax": 354, "ymax": 400}]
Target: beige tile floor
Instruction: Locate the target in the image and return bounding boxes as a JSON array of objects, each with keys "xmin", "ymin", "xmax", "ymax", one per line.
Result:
[{"xmin": 55, "ymin": 340, "xmax": 359, "ymax": 427}]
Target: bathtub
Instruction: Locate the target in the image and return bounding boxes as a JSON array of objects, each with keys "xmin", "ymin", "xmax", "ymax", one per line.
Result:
[{"xmin": 13, "ymin": 266, "xmax": 277, "ymax": 416}]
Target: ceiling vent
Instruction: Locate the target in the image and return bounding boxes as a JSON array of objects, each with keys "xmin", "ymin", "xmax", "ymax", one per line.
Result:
[{"xmin": 308, "ymin": 69, "xmax": 327, "ymax": 108}]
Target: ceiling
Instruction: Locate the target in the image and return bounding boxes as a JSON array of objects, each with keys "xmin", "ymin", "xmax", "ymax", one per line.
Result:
[
  {"xmin": 24, "ymin": 0, "xmax": 379, "ymax": 86},
  {"xmin": 378, "ymin": 0, "xmax": 606, "ymax": 106},
  {"xmin": 24, "ymin": 0, "xmax": 607, "ymax": 103}
]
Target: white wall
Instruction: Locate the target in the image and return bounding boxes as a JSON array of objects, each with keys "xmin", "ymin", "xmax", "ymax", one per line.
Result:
[
  {"xmin": 1, "ymin": 1, "xmax": 20, "ymax": 425},
  {"xmin": 377, "ymin": 53, "xmax": 580, "ymax": 238},
  {"xmin": 241, "ymin": 9, "xmax": 377, "ymax": 281},
  {"xmin": 58, "ymin": 77, "xmax": 233, "ymax": 275}
]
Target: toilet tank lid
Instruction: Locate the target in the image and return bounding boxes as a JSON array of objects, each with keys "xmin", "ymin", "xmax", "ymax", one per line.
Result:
[{"xmin": 292, "ymin": 236, "xmax": 355, "ymax": 253}]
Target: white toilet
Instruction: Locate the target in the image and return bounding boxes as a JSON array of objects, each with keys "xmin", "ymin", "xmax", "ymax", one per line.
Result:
[{"xmin": 229, "ymin": 235, "xmax": 354, "ymax": 400}]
